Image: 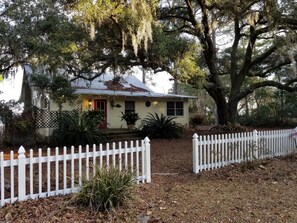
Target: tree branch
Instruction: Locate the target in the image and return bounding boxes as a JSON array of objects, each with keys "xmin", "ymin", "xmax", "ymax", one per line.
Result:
[
  {"xmin": 250, "ymin": 45, "xmax": 278, "ymax": 67},
  {"xmin": 235, "ymin": 79, "xmax": 297, "ymax": 102}
]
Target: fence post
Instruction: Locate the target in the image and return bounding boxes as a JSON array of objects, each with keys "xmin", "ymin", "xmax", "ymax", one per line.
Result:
[
  {"xmin": 18, "ymin": 146, "xmax": 26, "ymax": 201},
  {"xmin": 143, "ymin": 137, "xmax": 151, "ymax": 183},
  {"xmin": 192, "ymin": 133, "xmax": 199, "ymax": 173},
  {"xmin": 253, "ymin": 130, "xmax": 259, "ymax": 159}
]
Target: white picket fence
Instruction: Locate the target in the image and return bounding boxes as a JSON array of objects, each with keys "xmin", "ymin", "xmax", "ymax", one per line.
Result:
[
  {"xmin": 0, "ymin": 137, "xmax": 151, "ymax": 207},
  {"xmin": 193, "ymin": 129, "xmax": 297, "ymax": 173}
]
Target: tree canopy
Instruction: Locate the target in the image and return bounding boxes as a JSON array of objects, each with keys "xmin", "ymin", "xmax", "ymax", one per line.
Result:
[
  {"xmin": 158, "ymin": 0, "xmax": 297, "ymax": 124},
  {"xmin": 1, "ymin": 0, "xmax": 297, "ymax": 125}
]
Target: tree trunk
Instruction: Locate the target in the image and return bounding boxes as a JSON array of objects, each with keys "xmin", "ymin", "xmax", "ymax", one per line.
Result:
[{"xmin": 206, "ymin": 85, "xmax": 240, "ymax": 125}]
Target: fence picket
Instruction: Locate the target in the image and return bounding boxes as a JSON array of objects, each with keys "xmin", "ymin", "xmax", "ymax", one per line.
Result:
[
  {"xmin": 10, "ymin": 151, "xmax": 14, "ymax": 202},
  {"xmin": 106, "ymin": 143, "xmax": 110, "ymax": 169},
  {"xmin": 119, "ymin": 142, "xmax": 122, "ymax": 171},
  {"xmin": 124, "ymin": 141, "xmax": 128, "ymax": 169},
  {"xmin": 192, "ymin": 134, "xmax": 198, "ymax": 173},
  {"xmin": 130, "ymin": 141, "xmax": 134, "ymax": 174},
  {"xmin": 63, "ymin": 146, "xmax": 67, "ymax": 194},
  {"xmin": 214, "ymin": 134, "xmax": 217, "ymax": 169},
  {"xmin": 1, "ymin": 152, "xmax": 4, "ymax": 207},
  {"xmin": 18, "ymin": 146, "xmax": 26, "ymax": 201},
  {"xmin": 78, "ymin": 146, "xmax": 82, "ymax": 187},
  {"xmin": 93, "ymin": 144, "xmax": 97, "ymax": 174},
  {"xmin": 55, "ymin": 147, "xmax": 59, "ymax": 194},
  {"xmin": 221, "ymin": 135, "xmax": 225, "ymax": 167},
  {"xmin": 86, "ymin": 145, "xmax": 89, "ymax": 180},
  {"xmin": 144, "ymin": 137, "xmax": 151, "ymax": 183},
  {"xmin": 30, "ymin": 150, "xmax": 33, "ymax": 197},
  {"xmin": 38, "ymin": 149, "xmax": 42, "ymax": 196},
  {"xmin": 136, "ymin": 141, "xmax": 140, "ymax": 184},
  {"xmin": 47, "ymin": 148, "xmax": 51, "ymax": 195},
  {"xmin": 99, "ymin": 144, "xmax": 103, "ymax": 169},
  {"xmin": 71, "ymin": 146, "xmax": 74, "ymax": 191}
]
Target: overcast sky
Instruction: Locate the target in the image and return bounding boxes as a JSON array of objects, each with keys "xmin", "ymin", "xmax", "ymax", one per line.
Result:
[{"xmin": 0, "ymin": 67, "xmax": 24, "ymax": 102}]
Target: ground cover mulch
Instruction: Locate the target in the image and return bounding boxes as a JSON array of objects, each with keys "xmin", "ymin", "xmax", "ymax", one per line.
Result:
[{"xmin": 1, "ymin": 128, "xmax": 297, "ymax": 222}]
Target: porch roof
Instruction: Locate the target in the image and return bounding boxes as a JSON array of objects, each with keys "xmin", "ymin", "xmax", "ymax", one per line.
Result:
[{"xmin": 74, "ymin": 88, "xmax": 197, "ymax": 99}]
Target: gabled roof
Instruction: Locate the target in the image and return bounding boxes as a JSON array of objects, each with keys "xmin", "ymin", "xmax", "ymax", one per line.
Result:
[{"xmin": 71, "ymin": 73, "xmax": 197, "ymax": 99}]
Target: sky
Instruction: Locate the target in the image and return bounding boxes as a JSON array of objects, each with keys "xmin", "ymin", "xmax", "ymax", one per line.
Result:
[
  {"xmin": 132, "ymin": 67, "xmax": 173, "ymax": 94},
  {"xmin": 0, "ymin": 66, "xmax": 24, "ymax": 102}
]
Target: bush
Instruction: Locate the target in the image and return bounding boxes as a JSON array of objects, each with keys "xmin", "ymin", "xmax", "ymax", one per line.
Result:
[
  {"xmin": 3, "ymin": 110, "xmax": 37, "ymax": 146},
  {"xmin": 190, "ymin": 114, "xmax": 205, "ymax": 128},
  {"xmin": 140, "ymin": 113, "xmax": 183, "ymax": 139},
  {"xmin": 120, "ymin": 111, "xmax": 140, "ymax": 125},
  {"xmin": 50, "ymin": 110, "xmax": 106, "ymax": 146},
  {"xmin": 74, "ymin": 166, "xmax": 134, "ymax": 212},
  {"xmin": 210, "ymin": 123, "xmax": 247, "ymax": 133}
]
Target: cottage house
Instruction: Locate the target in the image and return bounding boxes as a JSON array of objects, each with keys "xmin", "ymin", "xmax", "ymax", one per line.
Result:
[{"xmin": 20, "ymin": 67, "xmax": 197, "ymax": 137}]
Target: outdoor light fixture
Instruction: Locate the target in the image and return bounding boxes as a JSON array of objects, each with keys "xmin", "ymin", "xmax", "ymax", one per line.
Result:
[
  {"xmin": 153, "ymin": 101, "xmax": 158, "ymax": 106},
  {"xmin": 88, "ymin": 99, "xmax": 92, "ymax": 109}
]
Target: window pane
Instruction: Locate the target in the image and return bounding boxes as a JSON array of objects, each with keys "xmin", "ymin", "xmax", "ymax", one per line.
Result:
[
  {"xmin": 176, "ymin": 108, "xmax": 183, "ymax": 116},
  {"xmin": 167, "ymin": 102, "xmax": 174, "ymax": 108},
  {"xmin": 167, "ymin": 102, "xmax": 175, "ymax": 116},
  {"xmin": 176, "ymin": 102, "xmax": 184, "ymax": 116},
  {"xmin": 125, "ymin": 101, "xmax": 135, "ymax": 113},
  {"xmin": 167, "ymin": 108, "xmax": 175, "ymax": 116}
]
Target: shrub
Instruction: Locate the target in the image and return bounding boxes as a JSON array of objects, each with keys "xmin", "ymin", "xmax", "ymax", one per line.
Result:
[
  {"xmin": 190, "ymin": 114, "xmax": 205, "ymax": 128},
  {"xmin": 50, "ymin": 110, "xmax": 106, "ymax": 146},
  {"xmin": 74, "ymin": 166, "xmax": 135, "ymax": 212},
  {"xmin": 120, "ymin": 112, "xmax": 140, "ymax": 125},
  {"xmin": 140, "ymin": 113, "xmax": 183, "ymax": 139},
  {"xmin": 210, "ymin": 123, "xmax": 247, "ymax": 133},
  {"xmin": 3, "ymin": 110, "xmax": 37, "ymax": 146}
]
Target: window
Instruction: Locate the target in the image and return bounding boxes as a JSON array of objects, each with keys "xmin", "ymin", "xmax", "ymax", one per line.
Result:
[
  {"xmin": 145, "ymin": 101, "xmax": 151, "ymax": 107},
  {"xmin": 125, "ymin": 101, "xmax": 135, "ymax": 113},
  {"xmin": 167, "ymin": 101, "xmax": 184, "ymax": 116}
]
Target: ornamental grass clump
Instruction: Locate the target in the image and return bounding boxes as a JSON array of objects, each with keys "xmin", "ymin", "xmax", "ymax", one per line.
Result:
[{"xmin": 74, "ymin": 166, "xmax": 135, "ymax": 212}]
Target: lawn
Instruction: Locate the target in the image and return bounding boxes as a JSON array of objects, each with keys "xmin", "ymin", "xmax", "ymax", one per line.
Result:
[{"xmin": 1, "ymin": 130, "xmax": 297, "ymax": 222}]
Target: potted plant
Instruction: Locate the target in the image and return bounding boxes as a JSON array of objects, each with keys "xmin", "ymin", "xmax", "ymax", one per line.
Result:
[{"xmin": 121, "ymin": 112, "xmax": 140, "ymax": 129}]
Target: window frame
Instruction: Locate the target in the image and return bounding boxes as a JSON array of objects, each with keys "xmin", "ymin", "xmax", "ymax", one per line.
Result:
[
  {"xmin": 124, "ymin": 100, "xmax": 136, "ymax": 113},
  {"xmin": 167, "ymin": 101, "xmax": 184, "ymax": 116}
]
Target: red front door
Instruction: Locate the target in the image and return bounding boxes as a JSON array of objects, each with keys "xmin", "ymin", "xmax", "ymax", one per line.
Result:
[{"xmin": 94, "ymin": 100, "xmax": 107, "ymax": 128}]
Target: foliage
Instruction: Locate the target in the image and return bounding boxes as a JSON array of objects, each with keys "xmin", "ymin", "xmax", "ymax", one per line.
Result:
[
  {"xmin": 2, "ymin": 109, "xmax": 36, "ymax": 146},
  {"xmin": 50, "ymin": 75, "xmax": 77, "ymax": 109},
  {"xmin": 71, "ymin": 0, "xmax": 157, "ymax": 55},
  {"xmin": 237, "ymin": 87, "xmax": 297, "ymax": 127},
  {"xmin": 31, "ymin": 74, "xmax": 77, "ymax": 110},
  {"xmin": 50, "ymin": 110, "xmax": 106, "ymax": 146},
  {"xmin": 190, "ymin": 114, "xmax": 205, "ymax": 127},
  {"xmin": 140, "ymin": 113, "xmax": 183, "ymax": 139},
  {"xmin": 0, "ymin": 0, "xmax": 78, "ymax": 75},
  {"xmin": 210, "ymin": 123, "xmax": 247, "ymax": 133},
  {"xmin": 74, "ymin": 166, "xmax": 134, "ymax": 212},
  {"xmin": 0, "ymin": 100, "xmax": 14, "ymax": 124},
  {"xmin": 120, "ymin": 112, "xmax": 140, "ymax": 125}
]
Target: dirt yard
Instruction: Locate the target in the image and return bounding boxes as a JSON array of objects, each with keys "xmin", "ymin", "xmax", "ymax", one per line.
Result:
[{"xmin": 1, "ymin": 130, "xmax": 297, "ymax": 222}]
